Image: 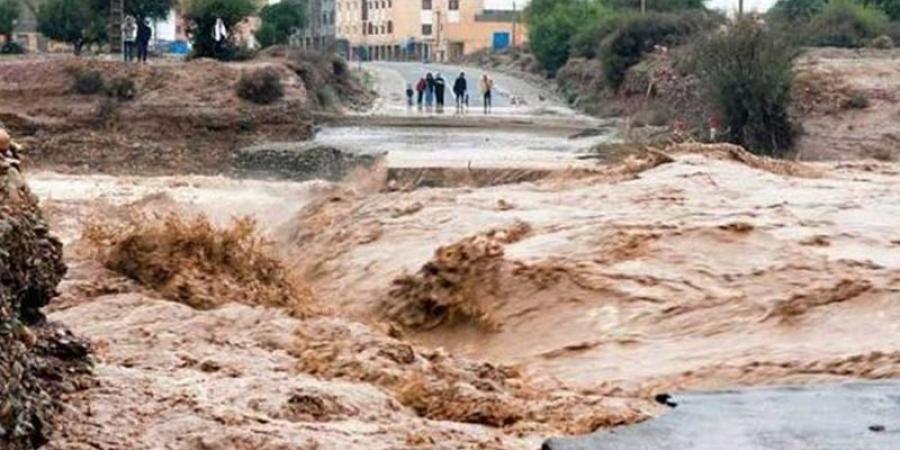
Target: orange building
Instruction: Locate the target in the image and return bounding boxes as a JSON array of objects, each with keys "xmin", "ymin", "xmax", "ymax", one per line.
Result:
[{"xmin": 334, "ymin": 0, "xmax": 524, "ymax": 62}]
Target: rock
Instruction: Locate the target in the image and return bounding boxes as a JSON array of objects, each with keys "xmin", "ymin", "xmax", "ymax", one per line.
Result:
[
  {"xmin": 233, "ymin": 142, "xmax": 384, "ymax": 182},
  {"xmin": 1, "ymin": 162, "xmax": 90, "ymax": 450}
]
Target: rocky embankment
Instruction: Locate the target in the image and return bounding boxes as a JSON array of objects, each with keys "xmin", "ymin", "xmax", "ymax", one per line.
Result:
[{"xmin": 0, "ymin": 162, "xmax": 90, "ymax": 449}]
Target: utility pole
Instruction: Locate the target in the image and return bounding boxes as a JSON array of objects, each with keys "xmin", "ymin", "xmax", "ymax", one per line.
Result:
[
  {"xmin": 512, "ymin": 1, "xmax": 517, "ymax": 48},
  {"xmin": 739, "ymin": 0, "xmax": 744, "ymax": 17},
  {"xmin": 109, "ymin": 0, "xmax": 123, "ymax": 54},
  {"xmin": 641, "ymin": 0, "xmax": 646, "ymax": 14}
]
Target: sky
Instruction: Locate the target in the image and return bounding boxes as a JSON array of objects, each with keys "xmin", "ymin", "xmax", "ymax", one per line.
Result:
[{"xmin": 484, "ymin": 0, "xmax": 779, "ymax": 13}]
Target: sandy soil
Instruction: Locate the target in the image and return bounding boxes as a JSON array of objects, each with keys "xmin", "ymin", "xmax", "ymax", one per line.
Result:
[{"xmin": 27, "ymin": 143, "xmax": 900, "ymax": 448}]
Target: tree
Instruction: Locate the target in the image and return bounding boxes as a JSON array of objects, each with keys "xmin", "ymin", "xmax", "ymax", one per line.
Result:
[
  {"xmin": 770, "ymin": 0, "xmax": 827, "ymax": 22},
  {"xmin": 126, "ymin": 0, "xmax": 173, "ymax": 21},
  {"xmin": 862, "ymin": 0, "xmax": 900, "ymax": 20},
  {"xmin": 184, "ymin": 0, "xmax": 257, "ymax": 59},
  {"xmin": 525, "ymin": 0, "xmax": 606, "ymax": 74},
  {"xmin": 0, "ymin": 0, "xmax": 19, "ymax": 44},
  {"xmin": 255, "ymin": 0, "xmax": 306, "ymax": 48},
  {"xmin": 37, "ymin": 0, "xmax": 106, "ymax": 55},
  {"xmin": 606, "ymin": 0, "xmax": 707, "ymax": 12},
  {"xmin": 693, "ymin": 19, "xmax": 797, "ymax": 156}
]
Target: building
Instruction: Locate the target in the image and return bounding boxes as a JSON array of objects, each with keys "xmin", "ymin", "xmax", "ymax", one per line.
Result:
[
  {"xmin": 294, "ymin": 0, "xmax": 349, "ymax": 55},
  {"xmin": 334, "ymin": 0, "xmax": 525, "ymax": 63}
]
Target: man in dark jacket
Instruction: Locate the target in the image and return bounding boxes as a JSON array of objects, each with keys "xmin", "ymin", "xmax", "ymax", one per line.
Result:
[
  {"xmin": 136, "ymin": 18, "xmax": 152, "ymax": 63},
  {"xmin": 453, "ymin": 72, "xmax": 468, "ymax": 113}
]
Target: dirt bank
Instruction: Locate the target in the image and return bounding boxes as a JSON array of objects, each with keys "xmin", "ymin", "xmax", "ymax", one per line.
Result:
[
  {"xmin": 0, "ymin": 162, "xmax": 90, "ymax": 449},
  {"xmin": 0, "ymin": 53, "xmax": 373, "ymax": 176},
  {"xmin": 794, "ymin": 48, "xmax": 900, "ymax": 161}
]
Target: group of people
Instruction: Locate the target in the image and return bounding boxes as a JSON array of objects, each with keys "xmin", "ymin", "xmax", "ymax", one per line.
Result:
[
  {"xmin": 121, "ymin": 15, "xmax": 153, "ymax": 63},
  {"xmin": 406, "ymin": 72, "xmax": 494, "ymax": 114}
]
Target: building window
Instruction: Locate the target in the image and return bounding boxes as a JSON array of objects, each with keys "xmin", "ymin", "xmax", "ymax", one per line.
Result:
[
  {"xmin": 422, "ymin": 0, "xmax": 431, "ymax": 10},
  {"xmin": 449, "ymin": 0, "xmax": 458, "ymax": 10},
  {"xmin": 368, "ymin": 22, "xmax": 374, "ymax": 34},
  {"xmin": 422, "ymin": 24, "xmax": 432, "ymax": 35},
  {"xmin": 387, "ymin": 20, "xmax": 393, "ymax": 34}
]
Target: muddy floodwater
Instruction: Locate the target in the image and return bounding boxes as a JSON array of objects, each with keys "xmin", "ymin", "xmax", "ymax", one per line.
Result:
[{"xmin": 24, "ymin": 62, "xmax": 900, "ymax": 450}]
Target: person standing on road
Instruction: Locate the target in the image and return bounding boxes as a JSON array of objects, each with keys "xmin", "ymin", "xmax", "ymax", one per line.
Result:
[
  {"xmin": 122, "ymin": 16, "xmax": 137, "ymax": 63},
  {"xmin": 480, "ymin": 74, "xmax": 494, "ymax": 114},
  {"xmin": 434, "ymin": 73, "xmax": 446, "ymax": 112},
  {"xmin": 405, "ymin": 83, "xmax": 414, "ymax": 108},
  {"xmin": 425, "ymin": 73, "xmax": 435, "ymax": 111},
  {"xmin": 453, "ymin": 72, "xmax": 468, "ymax": 113},
  {"xmin": 416, "ymin": 76, "xmax": 426, "ymax": 109},
  {"xmin": 136, "ymin": 17, "xmax": 152, "ymax": 64}
]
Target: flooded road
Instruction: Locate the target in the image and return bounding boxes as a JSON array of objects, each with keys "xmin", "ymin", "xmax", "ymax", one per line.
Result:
[{"xmin": 23, "ymin": 62, "xmax": 900, "ymax": 450}]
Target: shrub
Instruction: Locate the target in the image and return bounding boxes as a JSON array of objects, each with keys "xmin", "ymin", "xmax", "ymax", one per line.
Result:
[
  {"xmin": 106, "ymin": 77, "xmax": 137, "ymax": 101},
  {"xmin": 236, "ymin": 68, "xmax": 284, "ymax": 104},
  {"xmin": 806, "ymin": 0, "xmax": 889, "ymax": 47},
  {"xmin": 869, "ymin": 34, "xmax": 894, "ymax": 48},
  {"xmin": 72, "ymin": 69, "xmax": 105, "ymax": 94},
  {"xmin": 569, "ymin": 13, "xmax": 624, "ymax": 59},
  {"xmin": 770, "ymin": 0, "xmax": 827, "ymax": 22},
  {"xmin": 601, "ymin": 11, "xmax": 713, "ymax": 89},
  {"xmin": 692, "ymin": 19, "xmax": 797, "ymax": 157},
  {"xmin": 255, "ymin": 0, "xmax": 305, "ymax": 48},
  {"xmin": 525, "ymin": 0, "xmax": 607, "ymax": 74}
]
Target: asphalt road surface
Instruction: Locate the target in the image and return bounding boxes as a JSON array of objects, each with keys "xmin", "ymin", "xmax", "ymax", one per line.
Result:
[{"xmin": 545, "ymin": 382, "xmax": 900, "ymax": 450}]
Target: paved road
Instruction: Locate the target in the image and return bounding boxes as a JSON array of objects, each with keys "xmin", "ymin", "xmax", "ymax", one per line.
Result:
[
  {"xmin": 364, "ymin": 61, "xmax": 576, "ymax": 118},
  {"xmin": 545, "ymin": 382, "xmax": 900, "ymax": 450}
]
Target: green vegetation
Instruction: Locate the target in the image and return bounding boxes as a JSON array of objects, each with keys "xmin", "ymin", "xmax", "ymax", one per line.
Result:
[
  {"xmin": 606, "ymin": 0, "xmax": 707, "ymax": 11},
  {"xmin": 184, "ymin": 0, "xmax": 257, "ymax": 59},
  {"xmin": 37, "ymin": 0, "xmax": 106, "ymax": 55},
  {"xmin": 126, "ymin": 0, "xmax": 173, "ymax": 21},
  {"xmin": 807, "ymin": 0, "xmax": 889, "ymax": 47},
  {"xmin": 236, "ymin": 68, "xmax": 284, "ymax": 104},
  {"xmin": 693, "ymin": 20, "xmax": 797, "ymax": 156},
  {"xmin": 0, "ymin": 0, "xmax": 19, "ymax": 45},
  {"xmin": 72, "ymin": 69, "xmax": 105, "ymax": 94},
  {"xmin": 601, "ymin": 11, "xmax": 716, "ymax": 89},
  {"xmin": 256, "ymin": 0, "xmax": 306, "ymax": 48},
  {"xmin": 525, "ymin": 0, "xmax": 610, "ymax": 74}
]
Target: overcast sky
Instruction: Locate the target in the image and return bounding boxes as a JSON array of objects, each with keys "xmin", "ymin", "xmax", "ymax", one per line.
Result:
[{"xmin": 485, "ymin": 0, "xmax": 779, "ymax": 13}]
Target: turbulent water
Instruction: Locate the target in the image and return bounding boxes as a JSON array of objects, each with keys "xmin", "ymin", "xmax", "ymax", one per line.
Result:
[{"xmin": 24, "ymin": 62, "xmax": 900, "ymax": 449}]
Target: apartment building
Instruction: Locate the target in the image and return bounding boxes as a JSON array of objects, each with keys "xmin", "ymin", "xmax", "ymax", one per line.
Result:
[
  {"xmin": 335, "ymin": 0, "xmax": 524, "ymax": 62},
  {"xmin": 294, "ymin": 0, "xmax": 350, "ymax": 55}
]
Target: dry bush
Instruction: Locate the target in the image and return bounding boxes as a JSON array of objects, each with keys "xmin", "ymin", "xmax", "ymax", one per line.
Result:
[
  {"xmin": 236, "ymin": 68, "xmax": 285, "ymax": 105},
  {"xmin": 83, "ymin": 213, "xmax": 313, "ymax": 315}
]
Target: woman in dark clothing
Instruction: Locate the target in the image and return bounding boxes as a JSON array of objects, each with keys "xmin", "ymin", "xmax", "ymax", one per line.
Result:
[
  {"xmin": 453, "ymin": 72, "xmax": 467, "ymax": 113},
  {"xmin": 136, "ymin": 18, "xmax": 152, "ymax": 63},
  {"xmin": 416, "ymin": 77, "xmax": 426, "ymax": 108},
  {"xmin": 425, "ymin": 73, "xmax": 435, "ymax": 110},
  {"xmin": 434, "ymin": 73, "xmax": 446, "ymax": 110}
]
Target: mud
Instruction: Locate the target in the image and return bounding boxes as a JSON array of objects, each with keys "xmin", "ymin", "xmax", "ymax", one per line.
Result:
[
  {"xmin": 280, "ymin": 144, "xmax": 900, "ymax": 394},
  {"xmin": 23, "ymin": 134, "xmax": 900, "ymax": 447}
]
